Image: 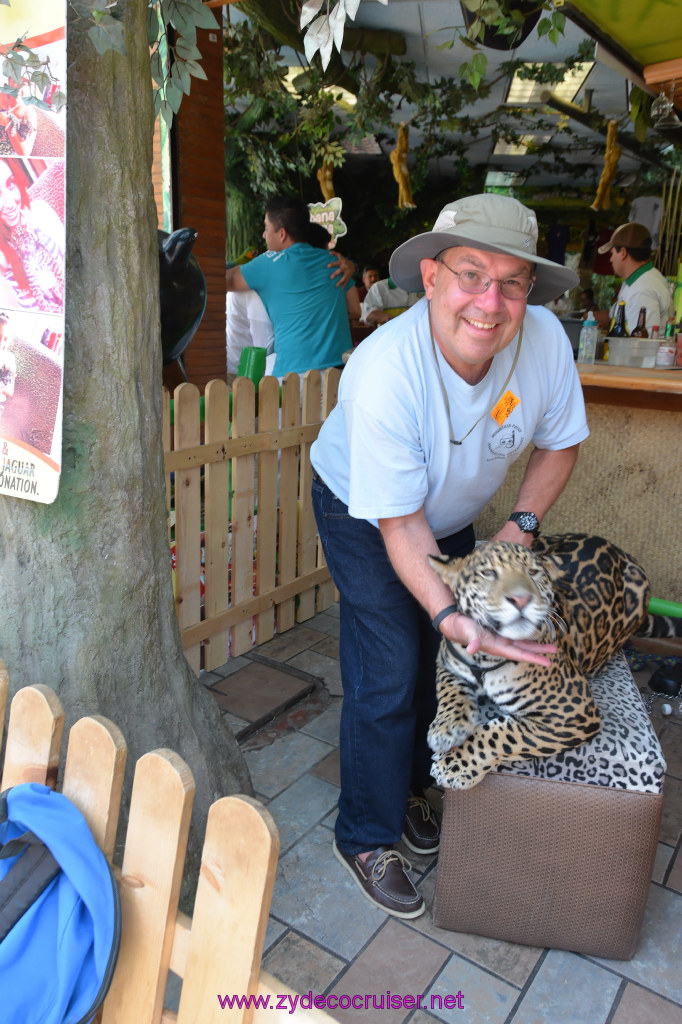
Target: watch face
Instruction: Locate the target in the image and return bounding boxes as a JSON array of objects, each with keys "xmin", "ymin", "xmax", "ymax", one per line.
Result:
[{"xmin": 510, "ymin": 512, "xmax": 539, "ymax": 534}]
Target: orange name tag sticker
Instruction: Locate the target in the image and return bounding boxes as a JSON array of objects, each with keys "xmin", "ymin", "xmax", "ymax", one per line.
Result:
[{"xmin": 491, "ymin": 391, "xmax": 520, "ymax": 426}]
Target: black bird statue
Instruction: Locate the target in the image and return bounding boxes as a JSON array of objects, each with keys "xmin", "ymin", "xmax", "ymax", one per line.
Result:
[{"xmin": 158, "ymin": 228, "xmax": 207, "ymax": 379}]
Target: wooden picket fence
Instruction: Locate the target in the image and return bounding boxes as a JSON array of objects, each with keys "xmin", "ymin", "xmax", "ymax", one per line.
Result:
[
  {"xmin": 163, "ymin": 369, "xmax": 340, "ymax": 673},
  {"xmin": 0, "ymin": 667, "xmax": 334, "ymax": 1023}
]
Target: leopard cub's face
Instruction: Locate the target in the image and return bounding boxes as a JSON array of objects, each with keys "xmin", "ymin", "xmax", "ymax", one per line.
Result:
[{"xmin": 429, "ymin": 542, "xmax": 560, "ymax": 641}]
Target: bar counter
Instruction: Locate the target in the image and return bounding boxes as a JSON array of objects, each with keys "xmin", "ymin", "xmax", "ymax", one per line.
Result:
[{"xmin": 577, "ymin": 361, "xmax": 682, "ymax": 412}]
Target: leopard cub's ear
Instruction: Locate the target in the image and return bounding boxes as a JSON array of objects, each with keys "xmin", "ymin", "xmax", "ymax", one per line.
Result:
[
  {"xmin": 428, "ymin": 552, "xmax": 464, "ymax": 588},
  {"xmin": 428, "ymin": 553, "xmax": 452, "ymax": 567}
]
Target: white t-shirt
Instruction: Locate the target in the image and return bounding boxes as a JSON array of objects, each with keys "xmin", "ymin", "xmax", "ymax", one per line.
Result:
[
  {"xmin": 613, "ymin": 263, "xmax": 674, "ymax": 335},
  {"xmin": 363, "ymin": 279, "xmax": 423, "ymax": 322},
  {"xmin": 226, "ymin": 290, "xmax": 274, "ymax": 375},
  {"xmin": 311, "ymin": 298, "xmax": 589, "ymax": 539}
]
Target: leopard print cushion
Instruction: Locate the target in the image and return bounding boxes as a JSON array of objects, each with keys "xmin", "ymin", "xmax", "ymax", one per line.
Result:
[{"xmin": 493, "ymin": 653, "xmax": 665, "ymax": 794}]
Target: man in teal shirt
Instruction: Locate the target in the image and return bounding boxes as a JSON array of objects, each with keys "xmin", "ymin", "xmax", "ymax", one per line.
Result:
[{"xmin": 225, "ymin": 196, "xmax": 359, "ymax": 376}]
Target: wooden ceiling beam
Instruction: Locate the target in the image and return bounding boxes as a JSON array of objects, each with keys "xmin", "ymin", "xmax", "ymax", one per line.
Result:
[{"xmin": 643, "ymin": 58, "xmax": 682, "ymax": 85}]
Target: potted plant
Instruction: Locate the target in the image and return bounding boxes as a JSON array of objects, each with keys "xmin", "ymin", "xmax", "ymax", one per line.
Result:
[{"xmin": 459, "ymin": 0, "xmax": 544, "ymax": 50}]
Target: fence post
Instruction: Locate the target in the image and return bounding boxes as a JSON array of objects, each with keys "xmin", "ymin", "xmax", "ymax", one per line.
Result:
[{"xmin": 203, "ymin": 379, "xmax": 231, "ymax": 670}]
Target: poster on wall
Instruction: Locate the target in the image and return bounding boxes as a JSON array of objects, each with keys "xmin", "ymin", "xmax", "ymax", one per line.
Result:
[{"xmin": 0, "ymin": 0, "xmax": 66, "ymax": 503}]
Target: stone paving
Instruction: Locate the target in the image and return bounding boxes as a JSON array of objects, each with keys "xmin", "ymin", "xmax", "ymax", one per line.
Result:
[{"xmin": 200, "ymin": 607, "xmax": 682, "ymax": 1024}]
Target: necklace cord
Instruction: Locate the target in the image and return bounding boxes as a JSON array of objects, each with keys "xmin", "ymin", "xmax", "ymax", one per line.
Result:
[{"xmin": 428, "ymin": 301, "xmax": 523, "ymax": 446}]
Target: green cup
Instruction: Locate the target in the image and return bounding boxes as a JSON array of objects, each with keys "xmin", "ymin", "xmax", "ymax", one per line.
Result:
[{"xmin": 237, "ymin": 346, "xmax": 267, "ymax": 385}]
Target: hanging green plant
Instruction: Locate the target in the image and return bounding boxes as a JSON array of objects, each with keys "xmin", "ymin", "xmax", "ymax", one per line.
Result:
[{"xmin": 629, "ymin": 86, "xmax": 652, "ymax": 143}]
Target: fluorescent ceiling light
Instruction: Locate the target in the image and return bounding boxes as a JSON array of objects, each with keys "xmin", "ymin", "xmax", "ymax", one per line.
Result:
[
  {"xmin": 493, "ymin": 134, "xmax": 552, "ymax": 155},
  {"xmin": 506, "ymin": 62, "xmax": 594, "ymax": 105},
  {"xmin": 485, "ymin": 170, "xmax": 526, "ymax": 188}
]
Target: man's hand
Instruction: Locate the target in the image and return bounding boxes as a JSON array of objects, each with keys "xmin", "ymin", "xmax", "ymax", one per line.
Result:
[
  {"xmin": 328, "ymin": 253, "xmax": 355, "ymax": 288},
  {"xmin": 365, "ymin": 310, "xmax": 392, "ymax": 326},
  {"xmin": 492, "ymin": 520, "xmax": 534, "ymax": 548},
  {"xmin": 437, "ymin": 609, "xmax": 557, "ymax": 666}
]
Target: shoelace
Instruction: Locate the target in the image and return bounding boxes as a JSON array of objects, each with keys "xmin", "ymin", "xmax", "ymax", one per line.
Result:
[
  {"xmin": 370, "ymin": 849, "xmax": 413, "ymax": 881},
  {"xmin": 407, "ymin": 795, "xmax": 437, "ymax": 824}
]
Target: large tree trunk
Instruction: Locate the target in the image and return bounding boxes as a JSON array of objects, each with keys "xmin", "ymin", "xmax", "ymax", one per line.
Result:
[{"xmin": 0, "ymin": 0, "xmax": 252, "ymax": 893}]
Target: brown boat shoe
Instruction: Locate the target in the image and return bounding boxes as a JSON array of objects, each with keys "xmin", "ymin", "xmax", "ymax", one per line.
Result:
[
  {"xmin": 401, "ymin": 793, "xmax": 440, "ymax": 855},
  {"xmin": 333, "ymin": 842, "xmax": 425, "ymax": 919}
]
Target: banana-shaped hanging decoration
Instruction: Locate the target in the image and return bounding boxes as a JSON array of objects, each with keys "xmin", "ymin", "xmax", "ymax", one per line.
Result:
[
  {"xmin": 590, "ymin": 119, "xmax": 621, "ymax": 212},
  {"xmin": 390, "ymin": 123, "xmax": 416, "ymax": 209},
  {"xmin": 316, "ymin": 158, "xmax": 335, "ymax": 202}
]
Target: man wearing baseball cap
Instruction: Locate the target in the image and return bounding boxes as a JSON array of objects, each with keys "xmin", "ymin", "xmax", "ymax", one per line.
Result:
[
  {"xmin": 310, "ymin": 193, "xmax": 588, "ymax": 919},
  {"xmin": 596, "ymin": 222, "xmax": 674, "ymax": 334}
]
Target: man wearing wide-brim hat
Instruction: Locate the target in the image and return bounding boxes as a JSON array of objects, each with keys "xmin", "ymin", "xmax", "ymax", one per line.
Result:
[
  {"xmin": 595, "ymin": 222, "xmax": 674, "ymax": 335},
  {"xmin": 310, "ymin": 193, "xmax": 588, "ymax": 920}
]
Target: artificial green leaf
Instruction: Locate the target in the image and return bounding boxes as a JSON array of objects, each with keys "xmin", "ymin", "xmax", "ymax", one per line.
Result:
[
  {"xmin": 147, "ymin": 4, "xmax": 161, "ymax": 45},
  {"xmin": 184, "ymin": 59, "xmax": 207, "ymax": 81},
  {"xmin": 175, "ymin": 38, "xmax": 203, "ymax": 61},
  {"xmin": 169, "ymin": 80, "xmax": 185, "ymax": 113},
  {"xmin": 164, "ymin": 1, "xmax": 195, "ymax": 40},
  {"xmin": 50, "ymin": 91, "xmax": 67, "ymax": 112},
  {"xmin": 87, "ymin": 18, "xmax": 127, "ymax": 56},
  {"xmin": 171, "ymin": 59, "xmax": 192, "ymax": 94},
  {"xmin": 634, "ymin": 114, "xmax": 647, "ymax": 143},
  {"xmin": 160, "ymin": 98, "xmax": 174, "ymax": 126},
  {"xmin": 183, "ymin": 0, "xmax": 220, "ymax": 30},
  {"xmin": 552, "ymin": 12, "xmax": 566, "ymax": 33},
  {"xmin": 150, "ymin": 49, "xmax": 164, "ymax": 86},
  {"xmin": 2, "ymin": 54, "xmax": 25, "ymax": 83},
  {"xmin": 30, "ymin": 70, "xmax": 50, "ymax": 91}
]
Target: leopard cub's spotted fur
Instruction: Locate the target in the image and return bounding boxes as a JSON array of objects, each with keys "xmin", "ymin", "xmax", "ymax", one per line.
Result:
[{"xmin": 427, "ymin": 533, "xmax": 654, "ymax": 790}]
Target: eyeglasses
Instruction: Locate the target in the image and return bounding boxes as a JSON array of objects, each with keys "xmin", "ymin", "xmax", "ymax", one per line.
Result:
[{"xmin": 436, "ymin": 258, "xmax": 534, "ymax": 300}]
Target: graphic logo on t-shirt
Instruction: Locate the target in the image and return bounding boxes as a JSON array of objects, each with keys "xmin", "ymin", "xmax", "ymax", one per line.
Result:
[{"xmin": 487, "ymin": 420, "xmax": 525, "ymax": 460}]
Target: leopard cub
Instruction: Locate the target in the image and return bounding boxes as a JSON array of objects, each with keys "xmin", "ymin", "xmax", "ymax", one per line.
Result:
[{"xmin": 427, "ymin": 533, "xmax": 654, "ymax": 790}]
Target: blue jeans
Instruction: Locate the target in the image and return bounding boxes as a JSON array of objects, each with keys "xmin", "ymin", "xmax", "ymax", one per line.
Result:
[{"xmin": 312, "ymin": 473, "xmax": 474, "ymax": 855}]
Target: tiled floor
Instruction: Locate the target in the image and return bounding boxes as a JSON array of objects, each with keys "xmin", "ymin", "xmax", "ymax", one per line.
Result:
[{"xmin": 201, "ymin": 607, "xmax": 682, "ymax": 1024}]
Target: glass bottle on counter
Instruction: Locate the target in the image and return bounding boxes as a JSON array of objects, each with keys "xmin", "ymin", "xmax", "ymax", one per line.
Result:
[
  {"xmin": 577, "ymin": 311, "xmax": 598, "ymax": 363},
  {"xmin": 656, "ymin": 333, "xmax": 676, "ymax": 366},
  {"xmin": 630, "ymin": 307, "xmax": 648, "ymax": 337},
  {"xmin": 609, "ymin": 301, "xmax": 629, "ymax": 337}
]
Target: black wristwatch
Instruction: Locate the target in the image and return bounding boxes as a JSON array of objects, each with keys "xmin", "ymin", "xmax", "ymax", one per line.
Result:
[{"xmin": 508, "ymin": 511, "xmax": 540, "ymax": 537}]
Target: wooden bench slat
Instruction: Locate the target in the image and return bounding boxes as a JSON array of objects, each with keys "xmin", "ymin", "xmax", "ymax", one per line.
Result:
[
  {"xmin": 1, "ymin": 683, "xmax": 64, "ymax": 791},
  {"xmin": 62, "ymin": 715, "xmax": 128, "ymax": 860},
  {"xmin": 0, "ymin": 659, "xmax": 8, "ymax": 751},
  {"xmin": 177, "ymin": 795, "xmax": 279, "ymax": 1023},
  {"xmin": 102, "ymin": 749, "xmax": 195, "ymax": 1024}
]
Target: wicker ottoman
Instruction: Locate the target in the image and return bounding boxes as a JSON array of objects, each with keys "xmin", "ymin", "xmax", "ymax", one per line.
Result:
[{"xmin": 433, "ymin": 653, "xmax": 665, "ymax": 960}]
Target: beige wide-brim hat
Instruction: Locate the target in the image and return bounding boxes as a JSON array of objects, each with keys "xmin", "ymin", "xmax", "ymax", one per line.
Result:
[{"xmin": 389, "ymin": 193, "xmax": 578, "ymax": 305}]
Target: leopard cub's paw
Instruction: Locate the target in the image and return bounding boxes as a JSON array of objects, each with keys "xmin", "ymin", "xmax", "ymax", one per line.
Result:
[
  {"xmin": 431, "ymin": 752, "xmax": 478, "ymax": 791},
  {"xmin": 432, "ymin": 747, "xmax": 493, "ymax": 790},
  {"xmin": 427, "ymin": 718, "xmax": 473, "ymax": 754}
]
